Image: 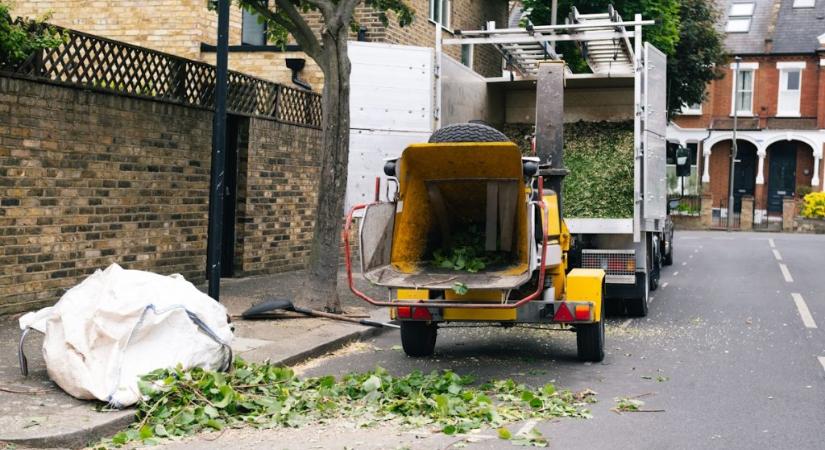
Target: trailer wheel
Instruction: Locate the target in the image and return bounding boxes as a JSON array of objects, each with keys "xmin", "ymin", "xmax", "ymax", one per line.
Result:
[
  {"xmin": 649, "ymin": 236, "xmax": 660, "ymax": 292},
  {"xmin": 428, "ymin": 123, "xmax": 509, "ymax": 143},
  {"xmin": 400, "ymin": 322, "xmax": 437, "ymax": 357},
  {"xmin": 576, "ymin": 318, "xmax": 605, "ymax": 362}
]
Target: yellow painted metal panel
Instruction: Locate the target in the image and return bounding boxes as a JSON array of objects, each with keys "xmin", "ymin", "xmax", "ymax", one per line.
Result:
[
  {"xmin": 566, "ymin": 268, "xmax": 605, "ymax": 321},
  {"xmin": 390, "ymin": 143, "xmax": 529, "ymax": 274},
  {"xmin": 397, "ymin": 289, "xmax": 429, "ymax": 300},
  {"xmin": 443, "ymin": 308, "xmax": 517, "ymax": 321},
  {"xmin": 541, "ymin": 193, "xmax": 562, "ymax": 236},
  {"xmin": 444, "ymin": 289, "xmax": 503, "ymax": 302}
]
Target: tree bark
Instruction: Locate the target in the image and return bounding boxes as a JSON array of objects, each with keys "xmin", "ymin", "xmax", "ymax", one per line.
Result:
[{"xmin": 295, "ymin": 26, "xmax": 351, "ymax": 313}]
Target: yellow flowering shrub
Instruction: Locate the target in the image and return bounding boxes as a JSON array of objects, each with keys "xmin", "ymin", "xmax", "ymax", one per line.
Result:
[{"xmin": 801, "ymin": 192, "xmax": 825, "ymax": 219}]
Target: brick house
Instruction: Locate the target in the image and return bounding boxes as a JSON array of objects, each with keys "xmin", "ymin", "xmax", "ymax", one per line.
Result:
[
  {"xmin": 668, "ymin": 0, "xmax": 825, "ymax": 224},
  {"xmin": 12, "ymin": 0, "xmax": 508, "ymax": 89}
]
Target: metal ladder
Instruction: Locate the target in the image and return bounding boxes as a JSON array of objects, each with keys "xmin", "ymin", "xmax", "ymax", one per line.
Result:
[{"xmin": 568, "ymin": 5, "xmax": 635, "ymax": 77}]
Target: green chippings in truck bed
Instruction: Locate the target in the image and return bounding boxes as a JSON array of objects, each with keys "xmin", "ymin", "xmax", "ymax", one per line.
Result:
[
  {"xmin": 563, "ymin": 121, "xmax": 634, "ymax": 218},
  {"xmin": 501, "ymin": 121, "xmax": 634, "ymax": 219}
]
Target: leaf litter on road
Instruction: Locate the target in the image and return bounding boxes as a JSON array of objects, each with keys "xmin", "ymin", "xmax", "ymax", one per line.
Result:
[{"xmin": 103, "ymin": 358, "xmax": 597, "ymax": 447}]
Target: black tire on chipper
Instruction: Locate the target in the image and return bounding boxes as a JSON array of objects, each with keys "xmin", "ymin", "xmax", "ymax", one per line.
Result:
[
  {"xmin": 400, "ymin": 322, "xmax": 437, "ymax": 357},
  {"xmin": 428, "ymin": 122, "xmax": 509, "ymax": 143},
  {"xmin": 576, "ymin": 316, "xmax": 605, "ymax": 362}
]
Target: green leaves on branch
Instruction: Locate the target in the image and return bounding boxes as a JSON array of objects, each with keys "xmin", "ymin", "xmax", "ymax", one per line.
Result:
[
  {"xmin": 0, "ymin": 2, "xmax": 67, "ymax": 70},
  {"xmin": 107, "ymin": 360, "xmax": 595, "ymax": 446}
]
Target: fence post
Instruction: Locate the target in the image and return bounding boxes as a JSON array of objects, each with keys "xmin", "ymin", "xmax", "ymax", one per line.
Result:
[
  {"xmin": 782, "ymin": 197, "xmax": 795, "ymax": 232},
  {"xmin": 740, "ymin": 196, "xmax": 753, "ymax": 230},
  {"xmin": 701, "ymin": 193, "xmax": 713, "ymax": 228}
]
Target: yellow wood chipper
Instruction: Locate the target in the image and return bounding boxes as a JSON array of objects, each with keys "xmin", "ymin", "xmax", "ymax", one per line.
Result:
[{"xmin": 344, "ymin": 64, "xmax": 606, "ymax": 361}]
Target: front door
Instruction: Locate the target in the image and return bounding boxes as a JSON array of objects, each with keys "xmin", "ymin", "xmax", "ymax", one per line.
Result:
[
  {"xmin": 732, "ymin": 142, "xmax": 757, "ymax": 213},
  {"xmin": 767, "ymin": 143, "xmax": 797, "ymax": 213}
]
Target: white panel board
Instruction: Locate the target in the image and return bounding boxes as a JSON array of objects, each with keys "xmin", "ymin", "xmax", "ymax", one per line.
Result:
[
  {"xmin": 642, "ymin": 43, "xmax": 667, "ymax": 223},
  {"xmin": 346, "ymin": 129, "xmax": 431, "ymax": 211},
  {"xmin": 565, "ymin": 218, "xmax": 634, "ymax": 235},
  {"xmin": 349, "ymin": 42, "xmax": 434, "ymax": 132},
  {"xmin": 440, "ymin": 55, "xmax": 492, "ymax": 125}
]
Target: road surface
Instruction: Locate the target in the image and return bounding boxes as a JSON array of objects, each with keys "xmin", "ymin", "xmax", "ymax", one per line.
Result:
[{"xmin": 161, "ymin": 231, "xmax": 825, "ymax": 450}]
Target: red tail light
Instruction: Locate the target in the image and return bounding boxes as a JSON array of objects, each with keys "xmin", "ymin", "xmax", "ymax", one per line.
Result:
[
  {"xmin": 397, "ymin": 306, "xmax": 411, "ymax": 318},
  {"xmin": 553, "ymin": 303, "xmax": 573, "ymax": 322},
  {"xmin": 574, "ymin": 304, "xmax": 591, "ymax": 321},
  {"xmin": 412, "ymin": 306, "xmax": 432, "ymax": 320}
]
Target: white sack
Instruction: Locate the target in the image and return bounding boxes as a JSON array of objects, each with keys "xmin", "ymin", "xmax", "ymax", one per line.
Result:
[{"xmin": 19, "ymin": 264, "xmax": 233, "ymax": 408}]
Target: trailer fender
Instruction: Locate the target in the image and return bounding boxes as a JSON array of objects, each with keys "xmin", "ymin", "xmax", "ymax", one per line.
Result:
[{"xmin": 566, "ymin": 269, "xmax": 606, "ymax": 322}]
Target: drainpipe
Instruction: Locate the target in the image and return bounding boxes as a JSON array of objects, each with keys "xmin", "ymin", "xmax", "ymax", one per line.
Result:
[{"xmin": 728, "ymin": 57, "xmax": 741, "ymax": 231}]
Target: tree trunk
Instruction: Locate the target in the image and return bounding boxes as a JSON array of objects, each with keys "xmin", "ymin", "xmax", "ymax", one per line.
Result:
[{"xmin": 295, "ymin": 28, "xmax": 351, "ymax": 313}]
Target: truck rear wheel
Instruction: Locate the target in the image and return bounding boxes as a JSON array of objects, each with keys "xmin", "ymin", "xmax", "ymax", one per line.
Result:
[
  {"xmin": 625, "ymin": 272, "xmax": 649, "ymax": 317},
  {"xmin": 576, "ymin": 319, "xmax": 605, "ymax": 362},
  {"xmin": 400, "ymin": 322, "xmax": 437, "ymax": 357}
]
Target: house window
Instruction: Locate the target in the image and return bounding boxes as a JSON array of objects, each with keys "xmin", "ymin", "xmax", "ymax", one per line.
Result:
[
  {"xmin": 680, "ymin": 103, "xmax": 703, "ymax": 115},
  {"xmin": 429, "ymin": 0, "xmax": 451, "ymax": 28},
  {"xmin": 725, "ymin": 2, "xmax": 754, "ymax": 32},
  {"xmin": 730, "ymin": 65, "xmax": 756, "ymax": 116},
  {"xmin": 777, "ymin": 62, "xmax": 805, "ymax": 116},
  {"xmin": 666, "ymin": 143, "xmax": 700, "ymax": 196},
  {"xmin": 461, "ymin": 44, "xmax": 473, "ymax": 68},
  {"xmin": 793, "ymin": 0, "xmax": 815, "ymax": 8},
  {"xmin": 242, "ymin": 3, "xmax": 267, "ymax": 46}
]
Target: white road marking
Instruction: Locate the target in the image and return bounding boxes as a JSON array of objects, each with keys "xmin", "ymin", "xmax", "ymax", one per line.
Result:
[
  {"xmin": 792, "ymin": 293, "xmax": 817, "ymax": 329},
  {"xmin": 818, "ymin": 357, "xmax": 825, "ymax": 373},
  {"xmin": 772, "ymin": 249, "xmax": 782, "ymax": 261},
  {"xmin": 769, "ymin": 238, "xmax": 775, "ymax": 248},
  {"xmin": 649, "ymin": 295, "xmax": 655, "ymax": 304},
  {"xmin": 662, "ymin": 282, "xmax": 669, "ymax": 288},
  {"xmin": 694, "ymin": 248, "xmax": 698, "ymax": 253},
  {"xmin": 673, "ymin": 271, "xmax": 679, "ymax": 276},
  {"xmin": 681, "ymin": 261, "xmax": 687, "ymax": 266},
  {"xmin": 620, "ymin": 318, "xmax": 633, "ymax": 328},
  {"xmin": 779, "ymin": 264, "xmax": 794, "ymax": 283}
]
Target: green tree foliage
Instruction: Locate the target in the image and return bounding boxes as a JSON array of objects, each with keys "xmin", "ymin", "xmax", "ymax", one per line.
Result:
[
  {"xmin": 0, "ymin": 1, "xmax": 66, "ymax": 70},
  {"xmin": 520, "ymin": 0, "xmax": 726, "ymax": 117}
]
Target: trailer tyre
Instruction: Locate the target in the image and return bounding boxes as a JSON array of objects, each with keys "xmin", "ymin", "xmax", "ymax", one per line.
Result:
[
  {"xmin": 576, "ymin": 318, "xmax": 605, "ymax": 362},
  {"xmin": 400, "ymin": 322, "xmax": 438, "ymax": 357},
  {"xmin": 428, "ymin": 123, "xmax": 510, "ymax": 143}
]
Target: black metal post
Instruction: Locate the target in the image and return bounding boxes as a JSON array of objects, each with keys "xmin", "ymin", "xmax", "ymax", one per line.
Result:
[{"xmin": 207, "ymin": 0, "xmax": 230, "ymax": 300}]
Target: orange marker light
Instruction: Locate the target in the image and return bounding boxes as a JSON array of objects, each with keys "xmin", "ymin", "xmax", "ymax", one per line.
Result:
[{"xmin": 574, "ymin": 304, "xmax": 591, "ymax": 321}]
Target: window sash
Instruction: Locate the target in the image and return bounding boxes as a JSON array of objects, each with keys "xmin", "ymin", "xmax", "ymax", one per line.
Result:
[
  {"xmin": 241, "ymin": 2, "xmax": 267, "ymax": 46},
  {"xmin": 725, "ymin": 18, "xmax": 751, "ymax": 32},
  {"xmin": 429, "ymin": 0, "xmax": 450, "ymax": 27},
  {"xmin": 730, "ymin": 3, "xmax": 755, "ymax": 16},
  {"xmin": 778, "ymin": 69, "xmax": 802, "ymax": 115},
  {"xmin": 732, "ymin": 69, "xmax": 754, "ymax": 115}
]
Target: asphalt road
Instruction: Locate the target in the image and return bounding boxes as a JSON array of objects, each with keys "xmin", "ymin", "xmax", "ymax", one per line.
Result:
[{"xmin": 164, "ymin": 230, "xmax": 825, "ymax": 450}]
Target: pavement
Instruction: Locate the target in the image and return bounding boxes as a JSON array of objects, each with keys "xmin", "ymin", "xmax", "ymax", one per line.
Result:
[
  {"xmin": 150, "ymin": 230, "xmax": 825, "ymax": 449},
  {"xmin": 0, "ymin": 270, "xmax": 387, "ymax": 449}
]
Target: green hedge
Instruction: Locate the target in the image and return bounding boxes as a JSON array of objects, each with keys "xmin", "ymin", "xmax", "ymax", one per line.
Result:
[{"xmin": 501, "ymin": 121, "xmax": 635, "ymax": 218}]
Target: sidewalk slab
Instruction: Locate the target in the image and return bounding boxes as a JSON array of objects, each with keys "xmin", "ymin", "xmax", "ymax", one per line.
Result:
[{"xmin": 0, "ymin": 270, "xmax": 388, "ymax": 449}]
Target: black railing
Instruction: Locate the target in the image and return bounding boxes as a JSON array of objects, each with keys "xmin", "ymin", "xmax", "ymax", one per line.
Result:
[
  {"xmin": 710, "ymin": 198, "xmax": 740, "ymax": 229},
  {"xmin": 3, "ymin": 21, "xmax": 322, "ymax": 129}
]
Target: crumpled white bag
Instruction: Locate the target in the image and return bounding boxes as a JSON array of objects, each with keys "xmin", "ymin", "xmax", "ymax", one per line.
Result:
[{"xmin": 19, "ymin": 264, "xmax": 233, "ymax": 408}]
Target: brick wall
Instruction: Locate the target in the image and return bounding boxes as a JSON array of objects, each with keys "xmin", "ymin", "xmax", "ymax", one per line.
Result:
[
  {"xmin": 672, "ymin": 54, "xmax": 821, "ymax": 129},
  {"xmin": 0, "ymin": 75, "xmax": 322, "ymax": 314},
  {"xmin": 235, "ymin": 118, "xmax": 321, "ymax": 275}
]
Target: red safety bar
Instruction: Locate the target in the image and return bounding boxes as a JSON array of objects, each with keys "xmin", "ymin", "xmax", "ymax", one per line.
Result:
[{"xmin": 342, "ymin": 178, "xmax": 550, "ymax": 309}]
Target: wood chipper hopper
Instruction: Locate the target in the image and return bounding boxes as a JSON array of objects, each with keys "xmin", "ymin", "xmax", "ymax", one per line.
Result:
[{"xmin": 344, "ymin": 119, "xmax": 607, "ymax": 361}]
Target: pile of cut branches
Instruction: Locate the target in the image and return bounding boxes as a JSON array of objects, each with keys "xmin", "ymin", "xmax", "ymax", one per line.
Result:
[{"xmin": 107, "ymin": 360, "xmax": 595, "ymax": 446}]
